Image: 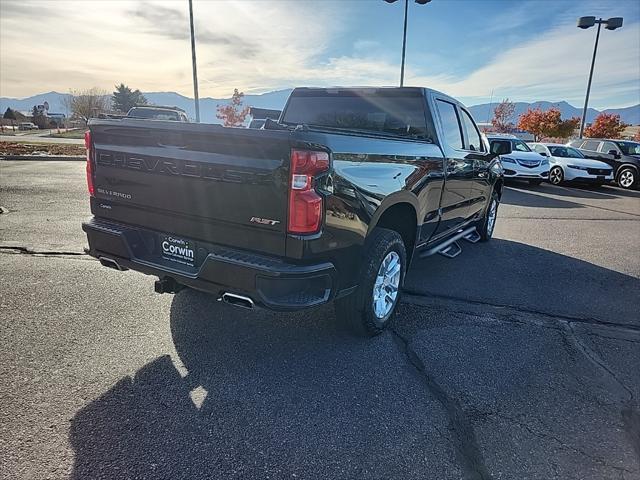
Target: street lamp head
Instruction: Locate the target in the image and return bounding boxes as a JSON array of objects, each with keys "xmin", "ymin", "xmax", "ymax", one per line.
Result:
[
  {"xmin": 605, "ymin": 17, "xmax": 623, "ymax": 30},
  {"xmin": 577, "ymin": 16, "xmax": 596, "ymax": 29},
  {"xmin": 384, "ymin": 0, "xmax": 432, "ymax": 3}
]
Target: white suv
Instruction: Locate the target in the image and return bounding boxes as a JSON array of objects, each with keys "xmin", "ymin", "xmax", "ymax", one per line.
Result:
[{"xmin": 486, "ymin": 135, "xmax": 549, "ymax": 185}]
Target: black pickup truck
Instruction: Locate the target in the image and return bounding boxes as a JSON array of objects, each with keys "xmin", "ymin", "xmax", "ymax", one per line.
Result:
[{"xmin": 82, "ymin": 87, "xmax": 503, "ymax": 335}]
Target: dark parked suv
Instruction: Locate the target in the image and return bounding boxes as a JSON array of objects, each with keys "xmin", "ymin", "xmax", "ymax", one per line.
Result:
[{"xmin": 568, "ymin": 138, "xmax": 640, "ymax": 189}]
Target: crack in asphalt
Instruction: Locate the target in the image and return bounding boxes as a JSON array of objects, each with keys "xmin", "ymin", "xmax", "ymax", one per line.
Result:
[
  {"xmin": 477, "ymin": 409, "xmax": 638, "ymax": 476},
  {"xmin": 390, "ymin": 328, "xmax": 493, "ymax": 480},
  {"xmin": 0, "ymin": 245, "xmax": 88, "ymax": 258},
  {"xmin": 401, "ymin": 290, "xmax": 640, "ymax": 471},
  {"xmin": 402, "ymin": 290, "xmax": 640, "ymax": 334},
  {"xmin": 564, "ymin": 322, "xmax": 635, "ymax": 404}
]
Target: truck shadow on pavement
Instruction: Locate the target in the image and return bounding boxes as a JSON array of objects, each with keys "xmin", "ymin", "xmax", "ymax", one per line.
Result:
[
  {"xmin": 69, "ymin": 295, "xmax": 460, "ymax": 479},
  {"xmin": 68, "ymin": 240, "xmax": 640, "ymax": 479}
]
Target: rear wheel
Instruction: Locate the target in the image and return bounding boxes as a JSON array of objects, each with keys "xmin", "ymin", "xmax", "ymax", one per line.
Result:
[
  {"xmin": 617, "ymin": 167, "xmax": 637, "ymax": 189},
  {"xmin": 549, "ymin": 166, "xmax": 564, "ymax": 185},
  {"xmin": 477, "ymin": 191, "xmax": 499, "ymax": 242},
  {"xmin": 335, "ymin": 228, "xmax": 406, "ymax": 336}
]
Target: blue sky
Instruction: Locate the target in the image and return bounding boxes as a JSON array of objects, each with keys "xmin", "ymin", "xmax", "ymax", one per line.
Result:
[{"xmin": 1, "ymin": 0, "xmax": 639, "ymax": 108}]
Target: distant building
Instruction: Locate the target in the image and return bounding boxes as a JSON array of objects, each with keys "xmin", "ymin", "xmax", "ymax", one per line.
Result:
[
  {"xmin": 247, "ymin": 107, "xmax": 282, "ymax": 128},
  {"xmin": 47, "ymin": 113, "xmax": 66, "ymax": 126}
]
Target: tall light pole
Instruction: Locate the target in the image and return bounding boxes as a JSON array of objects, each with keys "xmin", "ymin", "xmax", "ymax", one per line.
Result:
[
  {"xmin": 384, "ymin": 0, "xmax": 432, "ymax": 87},
  {"xmin": 576, "ymin": 16, "xmax": 623, "ymax": 138},
  {"xmin": 188, "ymin": 0, "xmax": 201, "ymax": 122}
]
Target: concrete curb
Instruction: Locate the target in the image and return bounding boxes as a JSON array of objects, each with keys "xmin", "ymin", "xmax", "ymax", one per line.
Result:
[{"xmin": 0, "ymin": 155, "xmax": 85, "ymax": 161}]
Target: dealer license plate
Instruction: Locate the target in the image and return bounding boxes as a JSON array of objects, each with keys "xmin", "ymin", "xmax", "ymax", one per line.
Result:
[{"xmin": 161, "ymin": 235, "xmax": 196, "ymax": 267}]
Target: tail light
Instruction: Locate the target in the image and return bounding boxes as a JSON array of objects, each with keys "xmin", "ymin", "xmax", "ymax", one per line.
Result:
[
  {"xmin": 288, "ymin": 149, "xmax": 330, "ymax": 234},
  {"xmin": 84, "ymin": 130, "xmax": 95, "ymax": 196}
]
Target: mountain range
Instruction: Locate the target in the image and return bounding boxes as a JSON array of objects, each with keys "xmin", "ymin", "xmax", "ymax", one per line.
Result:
[{"xmin": 1, "ymin": 90, "xmax": 638, "ymax": 125}]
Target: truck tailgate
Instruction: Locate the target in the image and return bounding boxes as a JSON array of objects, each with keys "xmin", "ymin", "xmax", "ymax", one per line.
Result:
[{"xmin": 89, "ymin": 120, "xmax": 291, "ymax": 256}]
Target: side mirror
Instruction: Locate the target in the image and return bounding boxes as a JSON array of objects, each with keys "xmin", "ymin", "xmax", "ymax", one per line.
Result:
[
  {"xmin": 539, "ymin": 151, "xmax": 548, "ymax": 157},
  {"xmin": 607, "ymin": 149, "xmax": 620, "ymax": 158}
]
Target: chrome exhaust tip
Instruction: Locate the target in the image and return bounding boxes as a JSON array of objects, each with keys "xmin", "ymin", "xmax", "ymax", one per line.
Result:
[
  {"xmin": 221, "ymin": 292, "xmax": 254, "ymax": 309},
  {"xmin": 99, "ymin": 256, "xmax": 125, "ymax": 271}
]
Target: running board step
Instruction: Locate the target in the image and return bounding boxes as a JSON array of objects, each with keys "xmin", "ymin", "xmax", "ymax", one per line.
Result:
[
  {"xmin": 418, "ymin": 226, "xmax": 477, "ymax": 258},
  {"xmin": 463, "ymin": 230, "xmax": 481, "ymax": 244},
  {"xmin": 438, "ymin": 241, "xmax": 462, "ymax": 258}
]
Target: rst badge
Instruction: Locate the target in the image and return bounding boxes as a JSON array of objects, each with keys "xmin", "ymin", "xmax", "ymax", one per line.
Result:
[{"xmin": 250, "ymin": 217, "xmax": 280, "ymax": 226}]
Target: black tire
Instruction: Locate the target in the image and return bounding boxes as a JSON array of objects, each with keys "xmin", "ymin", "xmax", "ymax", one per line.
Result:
[
  {"xmin": 617, "ymin": 167, "xmax": 637, "ymax": 190},
  {"xmin": 549, "ymin": 166, "xmax": 564, "ymax": 185},
  {"xmin": 477, "ymin": 191, "xmax": 499, "ymax": 242},
  {"xmin": 528, "ymin": 179, "xmax": 543, "ymax": 186},
  {"xmin": 335, "ymin": 228, "xmax": 406, "ymax": 337}
]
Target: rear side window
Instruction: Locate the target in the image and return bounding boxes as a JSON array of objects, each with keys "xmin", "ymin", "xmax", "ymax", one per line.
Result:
[
  {"xmin": 460, "ymin": 109, "xmax": 484, "ymax": 151},
  {"xmin": 282, "ymin": 91, "xmax": 429, "ymax": 138},
  {"xmin": 582, "ymin": 140, "xmax": 600, "ymax": 151},
  {"xmin": 435, "ymin": 100, "xmax": 463, "ymax": 149}
]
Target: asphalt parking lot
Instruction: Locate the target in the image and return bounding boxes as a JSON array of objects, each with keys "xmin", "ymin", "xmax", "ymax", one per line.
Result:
[{"xmin": 1, "ymin": 160, "xmax": 639, "ymax": 480}]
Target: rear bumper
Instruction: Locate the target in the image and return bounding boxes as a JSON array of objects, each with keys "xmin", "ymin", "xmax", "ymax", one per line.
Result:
[{"xmin": 82, "ymin": 217, "xmax": 337, "ymax": 311}]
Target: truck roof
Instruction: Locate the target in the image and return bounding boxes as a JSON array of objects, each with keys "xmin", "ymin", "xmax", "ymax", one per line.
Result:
[{"xmin": 289, "ymin": 86, "xmax": 461, "ymax": 105}]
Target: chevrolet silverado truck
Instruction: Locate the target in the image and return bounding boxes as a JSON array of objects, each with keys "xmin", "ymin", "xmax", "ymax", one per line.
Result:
[{"xmin": 82, "ymin": 87, "xmax": 503, "ymax": 336}]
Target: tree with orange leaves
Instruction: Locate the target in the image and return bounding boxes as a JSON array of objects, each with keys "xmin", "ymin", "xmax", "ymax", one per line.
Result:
[
  {"xmin": 584, "ymin": 112, "xmax": 628, "ymax": 139},
  {"xmin": 216, "ymin": 89, "xmax": 250, "ymax": 127},
  {"xmin": 518, "ymin": 107, "xmax": 579, "ymax": 141}
]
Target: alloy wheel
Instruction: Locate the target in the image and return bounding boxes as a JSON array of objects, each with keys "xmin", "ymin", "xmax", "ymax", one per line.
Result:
[
  {"xmin": 549, "ymin": 167, "xmax": 563, "ymax": 185},
  {"xmin": 619, "ymin": 170, "xmax": 635, "ymax": 189},
  {"xmin": 372, "ymin": 251, "xmax": 401, "ymax": 319},
  {"xmin": 487, "ymin": 199, "xmax": 498, "ymax": 237}
]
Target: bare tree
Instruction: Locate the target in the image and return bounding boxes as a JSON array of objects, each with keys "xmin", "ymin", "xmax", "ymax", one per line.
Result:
[
  {"xmin": 63, "ymin": 88, "xmax": 110, "ymax": 124},
  {"xmin": 491, "ymin": 98, "xmax": 516, "ymax": 132}
]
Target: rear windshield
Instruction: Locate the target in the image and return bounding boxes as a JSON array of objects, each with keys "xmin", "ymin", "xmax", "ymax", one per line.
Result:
[
  {"xmin": 282, "ymin": 90, "xmax": 429, "ymax": 139},
  {"xmin": 128, "ymin": 108, "xmax": 181, "ymax": 121}
]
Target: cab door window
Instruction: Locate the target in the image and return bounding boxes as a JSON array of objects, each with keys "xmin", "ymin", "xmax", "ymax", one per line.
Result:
[
  {"xmin": 601, "ymin": 142, "xmax": 619, "ymax": 154},
  {"xmin": 435, "ymin": 100, "xmax": 464, "ymax": 150}
]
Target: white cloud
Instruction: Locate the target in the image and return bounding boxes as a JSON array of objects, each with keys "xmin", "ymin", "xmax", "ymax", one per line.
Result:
[
  {"xmin": 403, "ymin": 18, "xmax": 640, "ymax": 109},
  {"xmin": 1, "ymin": 0, "xmax": 638, "ymax": 109}
]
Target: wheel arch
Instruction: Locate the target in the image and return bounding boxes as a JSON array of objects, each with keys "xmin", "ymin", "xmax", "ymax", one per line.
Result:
[
  {"xmin": 367, "ymin": 196, "xmax": 419, "ymax": 265},
  {"xmin": 617, "ymin": 163, "xmax": 639, "ymax": 176}
]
